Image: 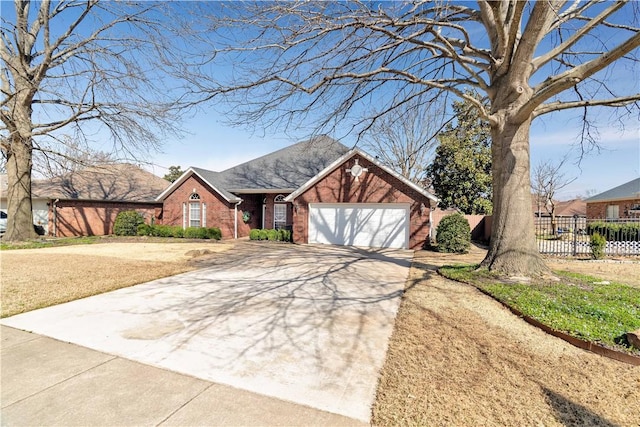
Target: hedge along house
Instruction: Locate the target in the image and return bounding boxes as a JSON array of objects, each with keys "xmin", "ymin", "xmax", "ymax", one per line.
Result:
[{"xmin": 157, "ymin": 136, "xmax": 439, "ymax": 249}]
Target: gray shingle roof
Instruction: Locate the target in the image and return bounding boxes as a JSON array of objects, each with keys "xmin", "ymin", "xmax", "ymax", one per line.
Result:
[
  {"xmin": 188, "ymin": 167, "xmax": 240, "ymax": 202},
  {"xmin": 31, "ymin": 163, "xmax": 169, "ymax": 202},
  {"xmin": 585, "ymin": 177, "xmax": 640, "ymax": 202},
  {"xmin": 217, "ymin": 136, "xmax": 350, "ymax": 191}
]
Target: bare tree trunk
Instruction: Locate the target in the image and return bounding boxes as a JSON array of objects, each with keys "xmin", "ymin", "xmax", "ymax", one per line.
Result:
[
  {"xmin": 5, "ymin": 133, "xmax": 36, "ymax": 241},
  {"xmin": 481, "ymin": 117, "xmax": 549, "ymax": 277}
]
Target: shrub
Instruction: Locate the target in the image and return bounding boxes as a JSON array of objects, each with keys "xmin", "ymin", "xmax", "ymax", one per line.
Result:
[
  {"xmin": 279, "ymin": 229, "xmax": 292, "ymax": 242},
  {"xmin": 206, "ymin": 227, "xmax": 222, "ymax": 240},
  {"xmin": 149, "ymin": 225, "xmax": 172, "ymax": 237},
  {"xmin": 114, "ymin": 211, "xmax": 144, "ymax": 236},
  {"xmin": 587, "ymin": 221, "xmax": 640, "ymax": 241},
  {"xmin": 137, "ymin": 223, "xmax": 152, "ymax": 236},
  {"xmin": 590, "ymin": 233, "xmax": 606, "ymax": 260},
  {"xmin": 184, "ymin": 227, "xmax": 205, "ymax": 239},
  {"xmin": 436, "ymin": 213, "xmax": 471, "ymax": 253},
  {"xmin": 171, "ymin": 226, "xmax": 185, "ymax": 238},
  {"xmin": 248, "ymin": 228, "xmax": 292, "ymax": 242}
]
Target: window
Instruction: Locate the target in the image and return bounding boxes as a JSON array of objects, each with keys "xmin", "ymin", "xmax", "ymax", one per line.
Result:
[
  {"xmin": 606, "ymin": 205, "xmax": 619, "ymax": 219},
  {"xmin": 189, "ymin": 193, "xmax": 201, "ymax": 227},
  {"xmin": 274, "ymin": 194, "xmax": 286, "ymax": 203},
  {"xmin": 274, "ymin": 203, "xmax": 287, "ymax": 229}
]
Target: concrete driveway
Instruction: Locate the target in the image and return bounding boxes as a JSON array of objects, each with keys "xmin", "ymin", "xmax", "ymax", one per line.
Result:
[{"xmin": 2, "ymin": 242, "xmax": 412, "ymax": 422}]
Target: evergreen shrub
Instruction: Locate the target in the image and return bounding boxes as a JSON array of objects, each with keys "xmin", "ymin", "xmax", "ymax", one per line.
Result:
[
  {"xmin": 590, "ymin": 233, "xmax": 606, "ymax": 260},
  {"xmin": 436, "ymin": 213, "xmax": 471, "ymax": 253},
  {"xmin": 114, "ymin": 211, "xmax": 145, "ymax": 236}
]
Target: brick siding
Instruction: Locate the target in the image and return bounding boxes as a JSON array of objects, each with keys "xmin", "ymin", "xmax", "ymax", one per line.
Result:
[
  {"xmin": 160, "ymin": 174, "xmax": 266, "ymax": 239},
  {"xmin": 291, "ymin": 156, "xmax": 433, "ymax": 249},
  {"xmin": 586, "ymin": 199, "xmax": 640, "ymax": 219},
  {"xmin": 50, "ymin": 200, "xmax": 160, "ymax": 237}
]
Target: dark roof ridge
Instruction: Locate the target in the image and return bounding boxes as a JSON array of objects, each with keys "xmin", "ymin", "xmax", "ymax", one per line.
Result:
[{"xmin": 218, "ymin": 135, "xmax": 344, "ymax": 173}]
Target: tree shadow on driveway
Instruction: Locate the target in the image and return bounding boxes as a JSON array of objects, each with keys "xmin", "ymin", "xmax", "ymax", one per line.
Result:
[{"xmin": 2, "ymin": 241, "xmax": 412, "ymax": 421}]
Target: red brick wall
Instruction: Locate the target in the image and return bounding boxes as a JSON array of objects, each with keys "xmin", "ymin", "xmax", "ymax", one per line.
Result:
[
  {"xmin": 586, "ymin": 199, "xmax": 640, "ymax": 219},
  {"xmin": 291, "ymin": 156, "xmax": 433, "ymax": 249},
  {"xmin": 162, "ymin": 174, "xmax": 235, "ymax": 238},
  {"xmin": 51, "ymin": 200, "xmax": 160, "ymax": 237},
  {"xmin": 161, "ymin": 174, "xmax": 267, "ymax": 239}
]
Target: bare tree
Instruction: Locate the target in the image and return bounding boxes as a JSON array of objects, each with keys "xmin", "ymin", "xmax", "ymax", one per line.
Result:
[
  {"xmin": 182, "ymin": 1, "xmax": 639, "ymax": 277},
  {"xmin": 1, "ymin": 0, "xmax": 186, "ymax": 240},
  {"xmin": 34, "ymin": 135, "xmax": 115, "ymax": 179},
  {"xmin": 362, "ymin": 96, "xmax": 447, "ymax": 185},
  {"xmin": 531, "ymin": 158, "xmax": 577, "ymax": 235}
]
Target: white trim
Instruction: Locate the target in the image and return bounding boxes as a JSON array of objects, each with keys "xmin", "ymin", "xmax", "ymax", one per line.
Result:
[
  {"xmin": 182, "ymin": 202, "xmax": 187, "ymax": 229},
  {"xmin": 156, "ymin": 168, "xmax": 241, "ymax": 203},
  {"xmin": 284, "ymin": 148, "xmax": 439, "ymax": 205},
  {"xmin": 274, "ymin": 203, "xmax": 287, "ymax": 229},
  {"xmin": 202, "ymin": 203, "xmax": 207, "ymax": 227},
  {"xmin": 234, "ymin": 201, "xmax": 242, "ymax": 239},
  {"xmin": 189, "ymin": 201, "xmax": 201, "ymax": 227},
  {"xmin": 308, "ymin": 202, "xmax": 410, "ymax": 249}
]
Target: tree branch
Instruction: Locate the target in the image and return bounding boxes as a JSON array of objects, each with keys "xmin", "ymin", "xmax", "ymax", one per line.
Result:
[
  {"xmin": 523, "ymin": 29, "xmax": 640, "ymax": 118},
  {"xmin": 533, "ymin": 94, "xmax": 640, "ymax": 117},
  {"xmin": 532, "ymin": 1, "xmax": 625, "ymax": 72}
]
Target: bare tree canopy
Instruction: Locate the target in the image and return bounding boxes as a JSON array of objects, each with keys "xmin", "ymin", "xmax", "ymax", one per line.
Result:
[
  {"xmin": 34, "ymin": 136, "xmax": 116, "ymax": 179},
  {"xmin": 1, "ymin": 0, "xmax": 188, "ymax": 240},
  {"xmin": 362, "ymin": 96, "xmax": 446, "ymax": 185},
  {"xmin": 181, "ymin": 0, "xmax": 639, "ymax": 277},
  {"xmin": 532, "ymin": 158, "xmax": 578, "ymax": 234}
]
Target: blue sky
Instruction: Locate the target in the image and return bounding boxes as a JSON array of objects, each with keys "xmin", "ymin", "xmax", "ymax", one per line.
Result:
[
  {"xmin": 143, "ymin": 2, "xmax": 639, "ymax": 201},
  {"xmin": 5, "ymin": 0, "xmax": 637, "ymax": 200},
  {"xmin": 147, "ymin": 105, "xmax": 639, "ymax": 200}
]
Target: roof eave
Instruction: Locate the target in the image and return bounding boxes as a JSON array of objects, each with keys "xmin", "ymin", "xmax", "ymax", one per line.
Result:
[
  {"xmin": 227, "ymin": 188, "xmax": 297, "ymax": 194},
  {"xmin": 155, "ymin": 168, "xmax": 241, "ymax": 203},
  {"xmin": 585, "ymin": 195, "xmax": 640, "ymax": 203}
]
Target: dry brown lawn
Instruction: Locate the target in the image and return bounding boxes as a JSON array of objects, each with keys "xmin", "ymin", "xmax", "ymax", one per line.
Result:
[
  {"xmin": 373, "ymin": 246, "xmax": 640, "ymax": 426},
  {"xmin": 0, "ymin": 241, "xmax": 233, "ymax": 318},
  {"xmin": 2, "ymin": 240, "xmax": 639, "ymax": 425}
]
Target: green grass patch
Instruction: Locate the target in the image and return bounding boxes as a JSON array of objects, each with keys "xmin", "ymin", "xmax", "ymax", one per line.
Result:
[
  {"xmin": 439, "ymin": 264, "xmax": 640, "ymax": 353},
  {"xmin": 0, "ymin": 236, "xmax": 102, "ymax": 250}
]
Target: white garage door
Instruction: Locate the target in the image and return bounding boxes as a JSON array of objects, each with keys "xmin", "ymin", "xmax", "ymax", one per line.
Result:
[{"xmin": 308, "ymin": 203, "xmax": 410, "ymax": 249}]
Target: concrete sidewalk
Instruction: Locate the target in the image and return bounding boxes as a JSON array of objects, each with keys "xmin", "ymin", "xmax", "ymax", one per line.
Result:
[
  {"xmin": 2, "ymin": 244, "xmax": 410, "ymax": 422},
  {"xmin": 1, "ymin": 326, "xmax": 367, "ymax": 426}
]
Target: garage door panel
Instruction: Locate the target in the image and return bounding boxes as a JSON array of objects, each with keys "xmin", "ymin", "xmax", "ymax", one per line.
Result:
[{"xmin": 309, "ymin": 204, "xmax": 409, "ymax": 249}]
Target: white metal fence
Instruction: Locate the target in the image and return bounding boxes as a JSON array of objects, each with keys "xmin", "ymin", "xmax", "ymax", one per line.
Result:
[{"xmin": 535, "ymin": 216, "xmax": 640, "ymax": 256}]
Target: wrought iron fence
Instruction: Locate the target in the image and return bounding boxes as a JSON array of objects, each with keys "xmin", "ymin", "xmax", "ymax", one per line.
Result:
[{"xmin": 535, "ymin": 216, "xmax": 640, "ymax": 256}]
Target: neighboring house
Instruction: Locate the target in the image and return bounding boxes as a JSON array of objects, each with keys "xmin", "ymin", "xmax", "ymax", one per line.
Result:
[
  {"xmin": 1, "ymin": 164, "xmax": 169, "ymax": 237},
  {"xmin": 0, "ymin": 174, "xmax": 49, "ymax": 234},
  {"xmin": 585, "ymin": 178, "xmax": 640, "ymax": 219},
  {"xmin": 531, "ymin": 195, "xmax": 586, "ymax": 217},
  {"xmin": 157, "ymin": 136, "xmax": 439, "ymax": 249}
]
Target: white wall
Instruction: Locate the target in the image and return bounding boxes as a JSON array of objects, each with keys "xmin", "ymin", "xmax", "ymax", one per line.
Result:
[{"xmin": 0, "ymin": 197, "xmax": 49, "ymax": 235}]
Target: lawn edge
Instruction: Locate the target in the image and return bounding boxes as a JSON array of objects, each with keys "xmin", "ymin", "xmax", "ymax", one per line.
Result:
[{"xmin": 439, "ymin": 269, "xmax": 640, "ymax": 366}]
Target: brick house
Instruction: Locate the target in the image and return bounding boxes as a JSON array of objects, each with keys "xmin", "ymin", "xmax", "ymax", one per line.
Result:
[
  {"xmin": 585, "ymin": 178, "xmax": 640, "ymax": 219},
  {"xmin": 32, "ymin": 164, "xmax": 168, "ymax": 236},
  {"xmin": 157, "ymin": 136, "xmax": 439, "ymax": 249}
]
